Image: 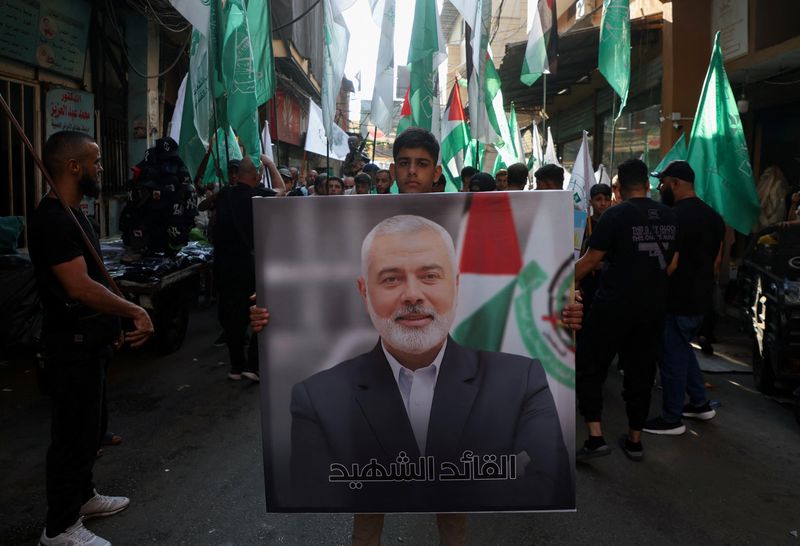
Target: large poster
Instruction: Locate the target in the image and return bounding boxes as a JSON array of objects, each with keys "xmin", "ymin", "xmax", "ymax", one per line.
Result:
[{"xmin": 254, "ymin": 191, "xmax": 576, "ymax": 513}]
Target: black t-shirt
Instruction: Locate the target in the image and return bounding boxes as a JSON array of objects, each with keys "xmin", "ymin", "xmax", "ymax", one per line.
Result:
[
  {"xmin": 668, "ymin": 197, "xmax": 725, "ymax": 315},
  {"xmin": 213, "ymin": 184, "xmax": 275, "ymax": 279},
  {"xmin": 28, "ymin": 197, "xmax": 120, "ymax": 340},
  {"xmin": 588, "ymin": 198, "xmax": 679, "ymax": 316}
]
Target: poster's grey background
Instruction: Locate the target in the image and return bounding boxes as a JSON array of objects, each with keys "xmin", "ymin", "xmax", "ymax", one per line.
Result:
[{"xmin": 253, "ymin": 192, "xmax": 575, "ymax": 510}]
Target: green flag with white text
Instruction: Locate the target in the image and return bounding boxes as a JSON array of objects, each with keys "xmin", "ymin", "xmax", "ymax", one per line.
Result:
[
  {"xmin": 247, "ymin": 0, "xmax": 276, "ymax": 106},
  {"xmin": 687, "ymin": 32, "xmax": 760, "ymax": 234},
  {"xmin": 598, "ymin": 0, "xmax": 629, "ymax": 119},
  {"xmin": 408, "ymin": 0, "xmax": 445, "ymax": 132}
]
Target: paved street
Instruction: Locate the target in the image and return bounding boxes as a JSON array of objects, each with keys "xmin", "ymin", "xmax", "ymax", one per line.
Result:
[{"xmin": 2, "ymin": 307, "xmax": 799, "ymax": 545}]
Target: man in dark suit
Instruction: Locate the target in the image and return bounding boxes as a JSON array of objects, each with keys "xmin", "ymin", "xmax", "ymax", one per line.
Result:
[{"xmin": 290, "ymin": 214, "xmax": 573, "ymax": 512}]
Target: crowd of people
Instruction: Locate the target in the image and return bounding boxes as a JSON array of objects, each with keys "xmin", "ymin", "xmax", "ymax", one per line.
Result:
[{"xmin": 30, "ymin": 124, "xmax": 725, "ymax": 546}]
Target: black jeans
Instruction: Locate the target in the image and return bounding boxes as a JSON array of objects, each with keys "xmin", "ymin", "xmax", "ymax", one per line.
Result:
[
  {"xmin": 45, "ymin": 347, "xmax": 109, "ymax": 536},
  {"xmin": 217, "ymin": 277, "xmax": 258, "ymax": 374},
  {"xmin": 576, "ymin": 306, "xmax": 663, "ymax": 431}
]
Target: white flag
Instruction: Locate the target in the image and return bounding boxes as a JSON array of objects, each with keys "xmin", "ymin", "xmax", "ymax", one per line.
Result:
[
  {"xmin": 530, "ymin": 121, "xmax": 543, "ymax": 171},
  {"xmin": 169, "ymin": 73, "xmax": 187, "ymax": 143},
  {"xmin": 306, "ymin": 99, "xmax": 349, "ymax": 161},
  {"xmin": 595, "ymin": 164, "xmax": 611, "ymax": 185},
  {"xmin": 568, "ymin": 131, "xmax": 595, "ymax": 211},
  {"xmin": 544, "ymin": 126, "xmax": 559, "ymax": 166},
  {"xmin": 322, "ymin": 0, "xmax": 356, "ymax": 141},
  {"xmin": 169, "ymin": 0, "xmax": 210, "ymax": 35},
  {"xmin": 543, "ymin": 126, "xmax": 571, "ymax": 189},
  {"xmin": 369, "ymin": 0, "xmax": 395, "ymax": 134}
]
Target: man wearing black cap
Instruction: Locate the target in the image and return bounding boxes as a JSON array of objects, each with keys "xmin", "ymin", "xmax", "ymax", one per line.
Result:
[
  {"xmin": 643, "ymin": 160, "xmax": 724, "ymax": 435},
  {"xmin": 574, "ymin": 159, "xmax": 680, "ymax": 462},
  {"xmin": 534, "ymin": 164, "xmax": 564, "ymax": 190}
]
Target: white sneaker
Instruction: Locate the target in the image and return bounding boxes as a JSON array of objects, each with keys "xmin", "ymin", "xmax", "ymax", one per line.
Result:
[
  {"xmin": 79, "ymin": 490, "xmax": 129, "ymax": 519},
  {"xmin": 40, "ymin": 519, "xmax": 110, "ymax": 546},
  {"xmin": 242, "ymin": 371, "xmax": 260, "ymax": 382}
]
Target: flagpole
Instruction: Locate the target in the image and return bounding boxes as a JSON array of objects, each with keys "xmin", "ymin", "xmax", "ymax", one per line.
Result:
[
  {"xmin": 542, "ymin": 73, "xmax": 547, "ymax": 139},
  {"xmin": 610, "ymin": 93, "xmax": 617, "ymax": 170},
  {"xmin": 326, "ymin": 137, "xmax": 330, "ymax": 176},
  {"xmin": 371, "ymin": 126, "xmax": 377, "ymax": 163}
]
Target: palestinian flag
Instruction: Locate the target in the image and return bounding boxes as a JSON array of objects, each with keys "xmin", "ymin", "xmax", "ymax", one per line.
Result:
[
  {"xmin": 451, "ymin": 193, "xmax": 522, "ymax": 350},
  {"xmin": 440, "ymin": 82, "xmax": 470, "ymax": 192},
  {"xmin": 396, "ymin": 86, "xmax": 413, "ymax": 136}
]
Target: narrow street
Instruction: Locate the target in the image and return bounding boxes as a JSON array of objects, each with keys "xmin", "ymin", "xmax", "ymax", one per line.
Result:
[{"xmin": 1, "ymin": 307, "xmax": 799, "ymax": 545}]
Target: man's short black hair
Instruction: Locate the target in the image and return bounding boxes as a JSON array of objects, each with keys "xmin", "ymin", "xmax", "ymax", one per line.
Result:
[
  {"xmin": 469, "ymin": 172, "xmax": 496, "ymax": 192},
  {"xmin": 43, "ymin": 130, "xmax": 95, "ymax": 176},
  {"xmin": 375, "ymin": 168, "xmax": 391, "ymax": 177},
  {"xmin": 507, "ymin": 163, "xmax": 528, "ymax": 187},
  {"xmin": 534, "ymin": 164, "xmax": 564, "ymax": 185},
  {"xmin": 354, "ymin": 173, "xmax": 372, "ymax": 187},
  {"xmin": 617, "ymin": 158, "xmax": 649, "ymax": 191},
  {"xmin": 590, "ymin": 183, "xmax": 612, "ymax": 198},
  {"xmin": 461, "ymin": 166, "xmax": 478, "ymax": 179},
  {"xmin": 393, "ymin": 127, "xmax": 439, "ymax": 162},
  {"xmin": 314, "ymin": 174, "xmax": 328, "ymax": 192}
]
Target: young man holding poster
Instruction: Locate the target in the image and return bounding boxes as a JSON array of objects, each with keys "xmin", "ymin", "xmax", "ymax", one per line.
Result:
[{"xmin": 251, "ymin": 128, "xmax": 582, "ymax": 545}]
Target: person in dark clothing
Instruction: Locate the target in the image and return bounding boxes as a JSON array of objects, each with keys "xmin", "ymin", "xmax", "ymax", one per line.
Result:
[
  {"xmin": 506, "ymin": 162, "xmax": 528, "ymax": 191},
  {"xmin": 534, "ymin": 164, "xmax": 564, "ymax": 190},
  {"xmin": 213, "ymin": 154, "xmax": 284, "ymax": 381},
  {"xmin": 644, "ymin": 161, "xmax": 724, "ymax": 435},
  {"xmin": 29, "ymin": 131, "xmax": 154, "ymax": 546},
  {"xmin": 579, "ymin": 183, "xmax": 613, "ymax": 313},
  {"xmin": 574, "ymin": 159, "xmax": 680, "ymax": 462}
]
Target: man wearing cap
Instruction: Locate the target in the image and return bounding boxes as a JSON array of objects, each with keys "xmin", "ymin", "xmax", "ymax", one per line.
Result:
[
  {"xmin": 643, "ymin": 161, "xmax": 724, "ymax": 435},
  {"xmin": 534, "ymin": 164, "xmax": 564, "ymax": 190},
  {"xmin": 495, "ymin": 168, "xmax": 508, "ymax": 190}
]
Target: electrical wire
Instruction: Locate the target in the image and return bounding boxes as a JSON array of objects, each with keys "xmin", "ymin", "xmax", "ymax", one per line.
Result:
[
  {"xmin": 273, "ymin": 0, "xmax": 322, "ymax": 33},
  {"xmin": 105, "ymin": 0, "xmax": 189, "ymax": 79},
  {"xmin": 763, "ymin": 78, "xmax": 800, "ymax": 85},
  {"xmin": 144, "ymin": 0, "xmax": 192, "ymax": 33}
]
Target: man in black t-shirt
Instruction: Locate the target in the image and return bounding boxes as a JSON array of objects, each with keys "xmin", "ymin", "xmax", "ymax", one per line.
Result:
[
  {"xmin": 28, "ymin": 131, "xmax": 154, "ymax": 546},
  {"xmin": 574, "ymin": 159, "xmax": 679, "ymax": 462},
  {"xmin": 644, "ymin": 161, "xmax": 724, "ymax": 435},
  {"xmin": 214, "ymin": 154, "xmax": 283, "ymax": 382}
]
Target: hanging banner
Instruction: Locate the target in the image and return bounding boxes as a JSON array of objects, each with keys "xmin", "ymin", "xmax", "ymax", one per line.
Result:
[
  {"xmin": 0, "ymin": 0, "xmax": 91, "ymax": 79},
  {"xmin": 254, "ymin": 191, "xmax": 576, "ymax": 513}
]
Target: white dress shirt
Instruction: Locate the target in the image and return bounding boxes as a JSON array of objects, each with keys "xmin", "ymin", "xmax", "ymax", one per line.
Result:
[{"xmin": 382, "ymin": 339, "xmax": 447, "ymax": 456}]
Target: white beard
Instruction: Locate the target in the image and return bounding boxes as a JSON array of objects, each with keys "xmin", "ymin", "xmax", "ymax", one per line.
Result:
[{"xmin": 366, "ymin": 298, "xmax": 455, "ymax": 355}]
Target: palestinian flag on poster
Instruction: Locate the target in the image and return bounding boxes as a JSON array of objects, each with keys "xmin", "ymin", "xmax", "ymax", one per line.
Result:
[
  {"xmin": 451, "ymin": 193, "xmax": 522, "ymax": 350},
  {"xmin": 451, "ymin": 191, "xmax": 576, "ymax": 447},
  {"xmin": 440, "ymin": 82, "xmax": 471, "ymax": 192},
  {"xmin": 396, "ymin": 86, "xmax": 413, "ymax": 136}
]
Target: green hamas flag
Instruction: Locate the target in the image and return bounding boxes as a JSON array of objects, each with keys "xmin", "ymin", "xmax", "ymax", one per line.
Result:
[
  {"xmin": 687, "ymin": 32, "xmax": 760, "ymax": 234},
  {"xmin": 408, "ymin": 0, "xmax": 445, "ymax": 131},
  {"xmin": 246, "ymin": 0, "xmax": 275, "ymax": 106},
  {"xmin": 220, "ymin": 0, "xmax": 260, "ymax": 164},
  {"xmin": 598, "ymin": 0, "xmax": 629, "ymax": 118},
  {"xmin": 649, "ymin": 134, "xmax": 687, "ymax": 194}
]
